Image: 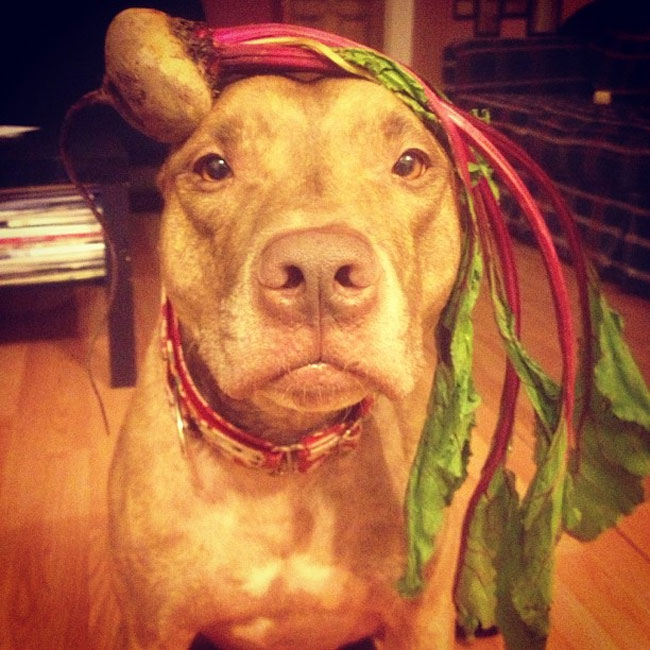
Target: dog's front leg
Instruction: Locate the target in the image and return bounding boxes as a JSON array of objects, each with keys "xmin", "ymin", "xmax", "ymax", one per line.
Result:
[
  {"xmin": 375, "ymin": 499, "xmax": 466, "ymax": 650},
  {"xmin": 373, "ymin": 596, "xmax": 457, "ymax": 650}
]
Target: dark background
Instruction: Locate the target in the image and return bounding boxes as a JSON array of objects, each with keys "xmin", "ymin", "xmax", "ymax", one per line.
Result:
[{"xmin": 1, "ymin": 1, "xmax": 205, "ymax": 130}]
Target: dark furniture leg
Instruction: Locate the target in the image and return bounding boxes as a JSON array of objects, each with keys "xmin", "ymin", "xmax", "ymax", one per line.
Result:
[{"xmin": 101, "ymin": 183, "xmax": 136, "ymax": 387}]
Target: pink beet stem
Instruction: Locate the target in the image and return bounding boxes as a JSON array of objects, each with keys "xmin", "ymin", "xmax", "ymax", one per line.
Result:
[
  {"xmin": 213, "ymin": 44, "xmax": 342, "ymax": 75},
  {"xmin": 209, "ymin": 22, "xmax": 360, "ymax": 48},
  {"xmin": 452, "ymin": 173, "xmax": 522, "ymax": 597},
  {"xmin": 439, "ymin": 101, "xmax": 577, "ymax": 445},
  {"xmin": 462, "ymin": 113, "xmax": 594, "ymax": 445}
]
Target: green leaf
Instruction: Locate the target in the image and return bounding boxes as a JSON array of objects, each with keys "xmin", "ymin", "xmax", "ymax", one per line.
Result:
[
  {"xmin": 591, "ymin": 285, "xmax": 650, "ymax": 431},
  {"xmin": 470, "ymin": 254, "xmax": 567, "ymax": 649},
  {"xmin": 471, "ymin": 107, "xmax": 492, "ymax": 124},
  {"xmin": 337, "ymin": 48, "xmax": 428, "ymax": 102},
  {"xmin": 398, "ymin": 219, "xmax": 483, "ymax": 597},
  {"xmin": 454, "ymin": 466, "xmax": 519, "ymax": 638},
  {"xmin": 337, "ymin": 48, "xmax": 443, "ymax": 132},
  {"xmin": 564, "ymin": 282, "xmax": 650, "ymax": 540},
  {"xmin": 488, "ymin": 430, "xmax": 567, "ymax": 650},
  {"xmin": 468, "ymin": 155, "xmax": 500, "ymax": 201},
  {"xmin": 510, "ymin": 421, "xmax": 567, "ymax": 633},
  {"xmin": 563, "ymin": 417, "xmax": 645, "ymax": 539},
  {"xmin": 486, "ymin": 265, "xmax": 561, "ymax": 437}
]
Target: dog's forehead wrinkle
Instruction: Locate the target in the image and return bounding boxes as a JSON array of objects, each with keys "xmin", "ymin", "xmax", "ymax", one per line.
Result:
[
  {"xmin": 211, "ymin": 116, "xmax": 245, "ymax": 150},
  {"xmin": 380, "ymin": 111, "xmax": 432, "ymax": 148},
  {"xmin": 202, "ymin": 77, "xmax": 443, "ymax": 191},
  {"xmin": 218, "ymin": 75, "xmax": 412, "ymax": 142},
  {"xmin": 206, "ymin": 110, "xmax": 294, "ymax": 156}
]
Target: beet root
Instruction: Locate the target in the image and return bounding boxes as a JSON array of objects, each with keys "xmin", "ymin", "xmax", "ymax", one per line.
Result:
[{"xmin": 103, "ymin": 8, "xmax": 212, "ymax": 143}]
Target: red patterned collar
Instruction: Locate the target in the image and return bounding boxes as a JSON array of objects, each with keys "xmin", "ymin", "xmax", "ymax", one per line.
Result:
[{"xmin": 160, "ymin": 298, "xmax": 373, "ymax": 474}]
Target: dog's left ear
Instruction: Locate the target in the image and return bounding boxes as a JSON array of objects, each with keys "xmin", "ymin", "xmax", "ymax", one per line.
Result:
[{"xmin": 103, "ymin": 8, "xmax": 213, "ymax": 143}]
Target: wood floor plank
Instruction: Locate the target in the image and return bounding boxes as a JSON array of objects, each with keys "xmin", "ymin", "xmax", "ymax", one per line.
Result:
[
  {"xmin": 0, "ymin": 520, "xmax": 92, "ymax": 650},
  {"xmin": 551, "ymin": 530, "xmax": 650, "ymax": 650},
  {"xmin": 617, "ymin": 496, "xmax": 650, "ymax": 559},
  {"xmin": 0, "ymin": 344, "xmax": 27, "ymax": 426}
]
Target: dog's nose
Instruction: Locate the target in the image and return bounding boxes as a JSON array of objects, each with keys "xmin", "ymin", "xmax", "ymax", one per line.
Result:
[{"xmin": 257, "ymin": 228, "xmax": 379, "ymax": 323}]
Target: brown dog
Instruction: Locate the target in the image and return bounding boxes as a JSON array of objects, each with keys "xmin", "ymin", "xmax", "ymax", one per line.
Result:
[{"xmin": 108, "ymin": 68, "xmax": 466, "ymax": 649}]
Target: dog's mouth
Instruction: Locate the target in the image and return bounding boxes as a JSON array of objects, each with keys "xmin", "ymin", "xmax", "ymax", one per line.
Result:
[
  {"xmin": 163, "ymin": 298, "xmax": 374, "ymax": 471},
  {"xmin": 258, "ymin": 361, "xmax": 371, "ymax": 413}
]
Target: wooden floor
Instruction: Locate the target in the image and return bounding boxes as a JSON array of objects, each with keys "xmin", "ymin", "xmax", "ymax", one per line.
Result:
[{"xmin": 0, "ymin": 211, "xmax": 648, "ymax": 650}]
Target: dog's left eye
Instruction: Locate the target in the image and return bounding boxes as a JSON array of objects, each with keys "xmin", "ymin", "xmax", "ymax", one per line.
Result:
[
  {"xmin": 392, "ymin": 149, "xmax": 430, "ymax": 180},
  {"xmin": 194, "ymin": 154, "xmax": 232, "ymax": 181}
]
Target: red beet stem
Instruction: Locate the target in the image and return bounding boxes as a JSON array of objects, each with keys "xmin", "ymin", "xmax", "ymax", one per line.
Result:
[
  {"xmin": 212, "ymin": 44, "xmax": 342, "ymax": 76},
  {"xmin": 206, "ymin": 22, "xmax": 361, "ymax": 48},
  {"xmin": 438, "ymin": 100, "xmax": 577, "ymax": 446},
  {"xmin": 461, "ymin": 112, "xmax": 594, "ymax": 444},
  {"xmin": 413, "ymin": 97, "xmax": 525, "ymax": 601},
  {"xmin": 452, "ymin": 179, "xmax": 522, "ymax": 599}
]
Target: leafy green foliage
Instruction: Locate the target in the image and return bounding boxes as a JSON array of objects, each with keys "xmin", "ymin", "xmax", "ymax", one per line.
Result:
[
  {"xmin": 564, "ymin": 284, "xmax": 650, "ymax": 540},
  {"xmin": 455, "ymin": 257, "xmax": 567, "ymax": 647},
  {"xmin": 455, "ymin": 466, "xmax": 518, "ymax": 636},
  {"xmin": 468, "ymin": 155, "xmax": 501, "ymax": 201},
  {"xmin": 337, "ymin": 48, "xmax": 443, "ymax": 134},
  {"xmin": 398, "ymin": 222, "xmax": 483, "ymax": 597},
  {"xmin": 455, "ymin": 273, "xmax": 650, "ymax": 647},
  {"xmin": 591, "ymin": 285, "xmax": 650, "ymax": 431},
  {"xmin": 504, "ymin": 420, "xmax": 567, "ymax": 648}
]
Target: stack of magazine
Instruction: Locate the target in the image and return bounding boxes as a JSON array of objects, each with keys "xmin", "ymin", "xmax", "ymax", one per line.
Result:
[{"xmin": 0, "ymin": 184, "xmax": 106, "ymax": 287}]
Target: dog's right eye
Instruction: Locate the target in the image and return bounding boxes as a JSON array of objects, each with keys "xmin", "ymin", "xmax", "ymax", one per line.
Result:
[
  {"xmin": 193, "ymin": 154, "xmax": 232, "ymax": 181},
  {"xmin": 392, "ymin": 149, "xmax": 430, "ymax": 180}
]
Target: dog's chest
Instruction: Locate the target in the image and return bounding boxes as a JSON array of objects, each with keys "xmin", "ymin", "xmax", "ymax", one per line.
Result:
[
  {"xmin": 114, "ymin": 361, "xmax": 415, "ymax": 645},
  {"xmin": 212, "ymin": 553, "xmax": 374, "ymax": 647},
  {"xmin": 183, "ymin": 463, "xmax": 403, "ymax": 647}
]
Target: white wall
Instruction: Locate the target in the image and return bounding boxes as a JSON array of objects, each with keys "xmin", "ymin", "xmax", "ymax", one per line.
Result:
[{"xmin": 384, "ymin": 0, "xmax": 415, "ymax": 65}]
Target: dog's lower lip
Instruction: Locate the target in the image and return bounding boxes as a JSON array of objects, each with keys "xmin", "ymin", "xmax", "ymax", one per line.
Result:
[
  {"xmin": 276, "ymin": 361, "xmax": 361, "ymax": 387},
  {"xmin": 280, "ymin": 361, "xmax": 364, "ymax": 384},
  {"xmin": 261, "ymin": 362, "xmax": 369, "ymax": 411}
]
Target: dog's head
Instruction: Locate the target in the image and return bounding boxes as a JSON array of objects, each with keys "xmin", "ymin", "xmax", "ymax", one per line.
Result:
[
  {"xmin": 102, "ymin": 10, "xmax": 462, "ymax": 438},
  {"xmin": 156, "ymin": 75, "xmax": 461, "ymax": 434}
]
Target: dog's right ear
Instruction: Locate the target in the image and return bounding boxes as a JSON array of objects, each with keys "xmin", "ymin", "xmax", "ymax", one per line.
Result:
[{"xmin": 103, "ymin": 8, "xmax": 213, "ymax": 143}]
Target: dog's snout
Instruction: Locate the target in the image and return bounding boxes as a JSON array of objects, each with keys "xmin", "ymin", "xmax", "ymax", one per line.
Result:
[{"xmin": 257, "ymin": 228, "xmax": 379, "ymax": 323}]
